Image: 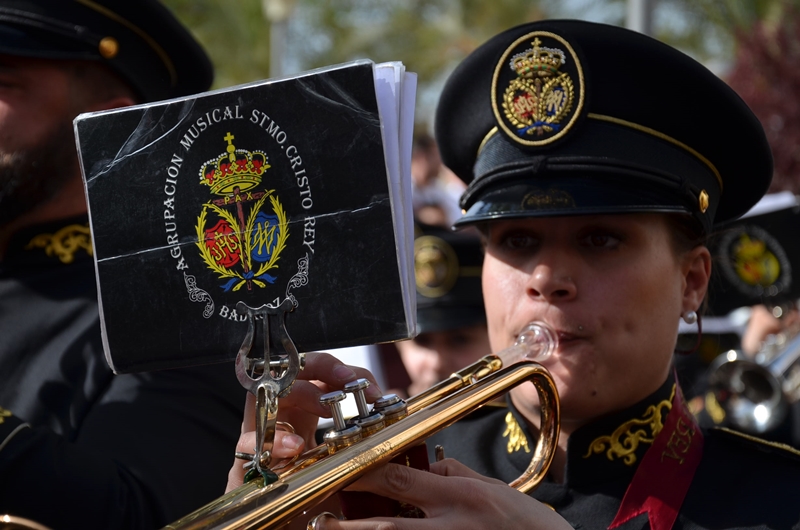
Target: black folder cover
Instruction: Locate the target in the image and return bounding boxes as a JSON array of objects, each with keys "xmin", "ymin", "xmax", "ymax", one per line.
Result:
[{"xmin": 75, "ymin": 61, "xmax": 415, "ymax": 373}]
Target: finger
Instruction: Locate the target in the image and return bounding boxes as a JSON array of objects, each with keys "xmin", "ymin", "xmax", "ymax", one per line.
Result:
[
  {"xmin": 278, "ymin": 379, "xmax": 332, "ymax": 417},
  {"xmin": 429, "ymin": 458, "xmax": 507, "ymax": 487},
  {"xmin": 226, "ymin": 461, "xmax": 246, "ymax": 492},
  {"xmin": 241, "ymin": 392, "xmax": 256, "ymax": 433},
  {"xmin": 300, "ymin": 352, "xmax": 383, "ymax": 398},
  {"xmin": 342, "ymin": 463, "xmax": 470, "ymax": 511},
  {"xmin": 312, "ymin": 513, "xmax": 431, "ymax": 530},
  {"xmin": 234, "ymin": 430, "xmax": 305, "ymax": 459}
]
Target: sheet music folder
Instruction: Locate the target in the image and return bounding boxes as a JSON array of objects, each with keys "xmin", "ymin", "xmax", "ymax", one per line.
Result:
[{"xmin": 74, "ymin": 60, "xmax": 417, "ymax": 373}]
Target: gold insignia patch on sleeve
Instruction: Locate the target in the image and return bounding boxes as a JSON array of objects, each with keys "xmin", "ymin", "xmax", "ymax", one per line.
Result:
[{"xmin": 0, "ymin": 407, "xmax": 11, "ymax": 425}]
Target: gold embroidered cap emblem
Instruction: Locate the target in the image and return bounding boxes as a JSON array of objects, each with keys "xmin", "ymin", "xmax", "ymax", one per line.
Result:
[
  {"xmin": 717, "ymin": 226, "xmax": 791, "ymax": 298},
  {"xmin": 492, "ymin": 32, "xmax": 585, "ymax": 147},
  {"xmin": 521, "ymin": 188, "xmax": 576, "ymax": 210},
  {"xmin": 0, "ymin": 407, "xmax": 11, "ymax": 425},
  {"xmin": 414, "ymin": 235, "xmax": 459, "ymax": 298}
]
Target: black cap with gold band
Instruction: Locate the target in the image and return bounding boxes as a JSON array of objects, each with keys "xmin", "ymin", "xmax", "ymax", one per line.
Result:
[
  {"xmin": 436, "ymin": 20, "xmax": 772, "ymax": 233},
  {"xmin": 0, "ymin": 0, "xmax": 212, "ymax": 102},
  {"xmin": 414, "ymin": 224, "xmax": 485, "ymax": 334}
]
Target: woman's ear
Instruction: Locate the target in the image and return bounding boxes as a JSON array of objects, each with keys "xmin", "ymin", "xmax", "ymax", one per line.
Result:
[{"xmin": 682, "ymin": 245, "xmax": 712, "ymax": 313}]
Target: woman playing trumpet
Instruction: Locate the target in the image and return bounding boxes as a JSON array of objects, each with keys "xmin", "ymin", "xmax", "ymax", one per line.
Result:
[{"xmin": 229, "ymin": 19, "xmax": 800, "ymax": 530}]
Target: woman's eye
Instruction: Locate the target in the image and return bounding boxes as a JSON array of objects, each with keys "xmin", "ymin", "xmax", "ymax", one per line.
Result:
[
  {"xmin": 582, "ymin": 232, "xmax": 620, "ymax": 249},
  {"xmin": 502, "ymin": 234, "xmax": 539, "ymax": 250}
]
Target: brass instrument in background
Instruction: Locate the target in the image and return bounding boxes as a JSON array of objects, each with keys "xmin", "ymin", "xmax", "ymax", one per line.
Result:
[
  {"xmin": 0, "ymin": 515, "xmax": 50, "ymax": 530},
  {"xmin": 164, "ymin": 323, "xmax": 561, "ymax": 530},
  {"xmin": 708, "ymin": 330, "xmax": 800, "ymax": 434}
]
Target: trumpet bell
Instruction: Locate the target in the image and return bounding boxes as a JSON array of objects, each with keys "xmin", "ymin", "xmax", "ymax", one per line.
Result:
[{"xmin": 707, "ymin": 351, "xmax": 788, "ymax": 434}]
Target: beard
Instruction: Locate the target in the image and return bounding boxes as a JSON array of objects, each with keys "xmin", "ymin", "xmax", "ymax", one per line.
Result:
[{"xmin": 0, "ymin": 120, "xmax": 79, "ymax": 227}]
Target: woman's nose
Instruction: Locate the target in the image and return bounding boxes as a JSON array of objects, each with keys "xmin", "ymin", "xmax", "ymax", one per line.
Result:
[{"xmin": 526, "ymin": 262, "xmax": 577, "ymax": 302}]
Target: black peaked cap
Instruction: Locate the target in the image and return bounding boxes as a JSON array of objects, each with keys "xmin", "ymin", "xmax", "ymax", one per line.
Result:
[
  {"xmin": 0, "ymin": 0, "xmax": 212, "ymax": 101},
  {"xmin": 435, "ymin": 20, "xmax": 772, "ymax": 232},
  {"xmin": 414, "ymin": 224, "xmax": 485, "ymax": 334}
]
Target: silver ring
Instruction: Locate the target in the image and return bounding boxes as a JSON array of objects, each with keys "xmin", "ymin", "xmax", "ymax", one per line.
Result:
[{"xmin": 307, "ymin": 512, "xmax": 338, "ymax": 530}]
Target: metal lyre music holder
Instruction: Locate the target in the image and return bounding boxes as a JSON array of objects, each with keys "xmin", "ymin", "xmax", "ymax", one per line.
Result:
[{"xmin": 233, "ymin": 299, "xmax": 304, "ymax": 484}]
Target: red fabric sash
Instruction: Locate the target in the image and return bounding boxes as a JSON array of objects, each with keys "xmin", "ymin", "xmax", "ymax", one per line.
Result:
[{"xmin": 608, "ymin": 385, "xmax": 704, "ymax": 530}]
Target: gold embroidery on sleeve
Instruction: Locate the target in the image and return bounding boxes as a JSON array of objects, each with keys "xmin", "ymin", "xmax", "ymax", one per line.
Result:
[{"xmin": 0, "ymin": 407, "xmax": 11, "ymax": 425}]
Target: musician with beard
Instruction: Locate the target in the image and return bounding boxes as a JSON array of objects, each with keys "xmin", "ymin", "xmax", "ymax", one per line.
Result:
[{"xmin": 0, "ymin": 2, "xmax": 246, "ymax": 528}]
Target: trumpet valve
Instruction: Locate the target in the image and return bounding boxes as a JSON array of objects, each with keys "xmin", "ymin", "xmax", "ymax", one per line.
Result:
[
  {"xmin": 320, "ymin": 390, "xmax": 362, "ymax": 453},
  {"xmin": 344, "ymin": 378, "xmax": 386, "ymax": 436},
  {"xmin": 372, "ymin": 394, "xmax": 408, "ymax": 426}
]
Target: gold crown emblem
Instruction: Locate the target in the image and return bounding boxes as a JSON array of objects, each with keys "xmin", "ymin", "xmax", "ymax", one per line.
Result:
[
  {"xmin": 199, "ymin": 132, "xmax": 270, "ymax": 195},
  {"xmin": 414, "ymin": 235, "xmax": 458, "ymax": 298},
  {"xmin": 509, "ymin": 37, "xmax": 566, "ymax": 78}
]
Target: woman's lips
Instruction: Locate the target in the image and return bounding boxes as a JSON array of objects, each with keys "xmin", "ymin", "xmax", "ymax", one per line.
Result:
[{"xmin": 556, "ymin": 330, "xmax": 581, "ymax": 343}]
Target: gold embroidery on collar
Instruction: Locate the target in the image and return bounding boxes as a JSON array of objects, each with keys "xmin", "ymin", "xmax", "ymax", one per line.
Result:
[
  {"xmin": 0, "ymin": 407, "xmax": 11, "ymax": 425},
  {"xmin": 583, "ymin": 385, "xmax": 676, "ymax": 466},
  {"xmin": 503, "ymin": 411, "xmax": 531, "ymax": 454},
  {"xmin": 26, "ymin": 224, "xmax": 92, "ymax": 264}
]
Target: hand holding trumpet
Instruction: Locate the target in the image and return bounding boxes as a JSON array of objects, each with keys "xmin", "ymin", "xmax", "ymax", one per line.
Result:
[
  {"xmin": 212, "ymin": 323, "xmax": 568, "ymax": 530},
  {"xmin": 309, "ymin": 458, "xmax": 573, "ymax": 530},
  {"xmin": 227, "ymin": 352, "xmax": 383, "ymax": 492}
]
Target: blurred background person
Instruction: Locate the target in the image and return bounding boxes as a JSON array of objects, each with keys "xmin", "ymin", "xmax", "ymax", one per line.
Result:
[
  {"xmin": 410, "ymin": 133, "xmax": 465, "ymax": 228},
  {"xmin": 740, "ymin": 303, "xmax": 800, "ymax": 356},
  {"xmin": 0, "ymin": 2, "xmax": 245, "ymax": 528},
  {"xmin": 383, "ymin": 224, "xmax": 489, "ymax": 397},
  {"xmin": 681, "ymin": 192, "xmax": 800, "ymax": 447}
]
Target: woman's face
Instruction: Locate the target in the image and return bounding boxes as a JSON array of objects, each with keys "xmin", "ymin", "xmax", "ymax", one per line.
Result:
[
  {"xmin": 481, "ymin": 214, "xmax": 709, "ymax": 430},
  {"xmin": 397, "ymin": 323, "xmax": 491, "ymax": 396}
]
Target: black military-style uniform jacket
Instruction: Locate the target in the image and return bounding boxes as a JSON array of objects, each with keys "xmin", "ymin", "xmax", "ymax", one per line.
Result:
[
  {"xmin": 0, "ymin": 218, "xmax": 246, "ymax": 530},
  {"xmin": 428, "ymin": 374, "xmax": 800, "ymax": 529}
]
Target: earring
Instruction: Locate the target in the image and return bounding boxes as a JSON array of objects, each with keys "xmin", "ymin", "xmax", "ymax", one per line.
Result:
[{"xmin": 676, "ymin": 311, "xmax": 702, "ymax": 355}]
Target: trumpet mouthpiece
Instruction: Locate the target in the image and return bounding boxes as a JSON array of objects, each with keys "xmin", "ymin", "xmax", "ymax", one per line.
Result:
[{"xmin": 497, "ymin": 322, "xmax": 558, "ymax": 366}]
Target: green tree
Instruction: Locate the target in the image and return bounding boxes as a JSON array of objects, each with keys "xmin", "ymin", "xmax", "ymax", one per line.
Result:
[
  {"xmin": 657, "ymin": 0, "xmax": 798, "ymax": 60},
  {"xmin": 663, "ymin": 0, "xmax": 800, "ymax": 192},
  {"xmin": 162, "ymin": 0, "xmax": 272, "ymax": 89},
  {"xmin": 163, "ymin": 0, "xmax": 550, "ymax": 120}
]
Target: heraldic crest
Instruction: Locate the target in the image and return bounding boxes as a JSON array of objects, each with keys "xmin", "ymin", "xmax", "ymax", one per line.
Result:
[
  {"xmin": 718, "ymin": 225, "xmax": 791, "ymax": 298},
  {"xmin": 195, "ymin": 132, "xmax": 289, "ymax": 292},
  {"xmin": 492, "ymin": 31, "xmax": 584, "ymax": 147}
]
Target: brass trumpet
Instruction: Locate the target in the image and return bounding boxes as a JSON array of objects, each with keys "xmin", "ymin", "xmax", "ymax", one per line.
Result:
[
  {"xmin": 164, "ymin": 323, "xmax": 561, "ymax": 530},
  {"xmin": 708, "ymin": 330, "xmax": 800, "ymax": 433}
]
